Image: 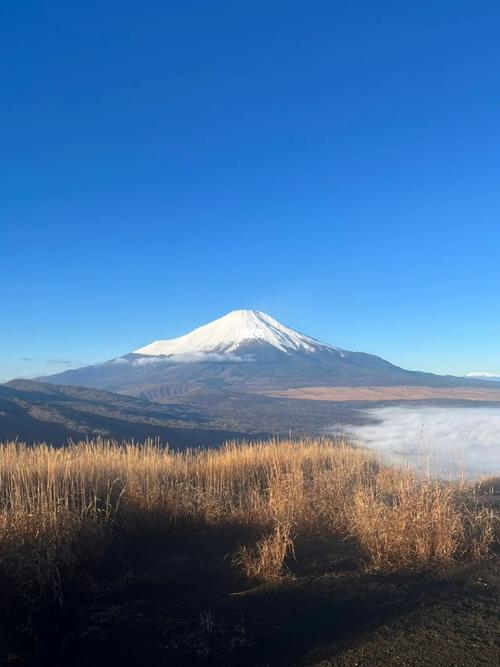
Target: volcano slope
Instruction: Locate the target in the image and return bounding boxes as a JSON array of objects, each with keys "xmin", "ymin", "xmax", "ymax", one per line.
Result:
[{"xmin": 40, "ymin": 310, "xmax": 494, "ymax": 400}]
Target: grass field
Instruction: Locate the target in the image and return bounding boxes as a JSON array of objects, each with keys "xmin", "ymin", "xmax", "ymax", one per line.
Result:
[{"xmin": 0, "ymin": 437, "xmax": 498, "ymax": 664}]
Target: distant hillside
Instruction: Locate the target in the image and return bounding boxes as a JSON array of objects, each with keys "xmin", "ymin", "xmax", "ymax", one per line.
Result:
[
  {"xmin": 0, "ymin": 380, "xmax": 264, "ymax": 447},
  {"xmin": 0, "ymin": 379, "xmax": 380, "ymax": 446}
]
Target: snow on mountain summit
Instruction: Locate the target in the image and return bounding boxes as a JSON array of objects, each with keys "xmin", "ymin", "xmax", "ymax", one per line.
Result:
[{"xmin": 134, "ymin": 310, "xmax": 335, "ymax": 356}]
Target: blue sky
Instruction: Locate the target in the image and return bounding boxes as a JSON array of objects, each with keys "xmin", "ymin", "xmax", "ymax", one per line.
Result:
[{"xmin": 1, "ymin": 1, "xmax": 500, "ymax": 382}]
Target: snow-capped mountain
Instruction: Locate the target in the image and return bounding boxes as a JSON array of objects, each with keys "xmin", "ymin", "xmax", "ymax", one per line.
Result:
[
  {"xmin": 466, "ymin": 372, "xmax": 500, "ymax": 382},
  {"xmin": 134, "ymin": 310, "xmax": 334, "ymax": 357},
  {"xmin": 6, "ymin": 310, "xmax": 500, "ymax": 445},
  {"xmin": 38, "ymin": 309, "xmax": 466, "ymax": 399}
]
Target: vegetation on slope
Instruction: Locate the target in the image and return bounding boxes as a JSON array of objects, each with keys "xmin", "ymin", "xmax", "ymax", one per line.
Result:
[{"xmin": 0, "ymin": 438, "xmax": 496, "ymax": 610}]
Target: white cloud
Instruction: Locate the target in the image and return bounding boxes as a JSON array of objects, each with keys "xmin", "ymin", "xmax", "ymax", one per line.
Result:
[
  {"xmin": 466, "ymin": 371, "xmax": 500, "ymax": 378},
  {"xmin": 328, "ymin": 406, "xmax": 500, "ymax": 478},
  {"xmin": 111, "ymin": 352, "xmax": 250, "ymax": 367}
]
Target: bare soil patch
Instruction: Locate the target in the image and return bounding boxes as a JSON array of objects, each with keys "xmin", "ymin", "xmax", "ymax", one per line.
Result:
[{"xmin": 4, "ymin": 532, "xmax": 499, "ymax": 666}]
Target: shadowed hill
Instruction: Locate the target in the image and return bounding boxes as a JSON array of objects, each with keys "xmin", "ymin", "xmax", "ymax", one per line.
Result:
[{"xmin": 0, "ymin": 380, "xmax": 265, "ymax": 447}]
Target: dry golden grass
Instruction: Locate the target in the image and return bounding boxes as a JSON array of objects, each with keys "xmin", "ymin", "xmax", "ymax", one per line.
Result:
[
  {"xmin": 0, "ymin": 437, "xmax": 497, "ymax": 606},
  {"xmin": 232, "ymin": 521, "xmax": 295, "ymax": 580}
]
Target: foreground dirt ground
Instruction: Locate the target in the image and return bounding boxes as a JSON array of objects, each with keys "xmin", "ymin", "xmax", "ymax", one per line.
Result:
[{"xmin": 5, "ymin": 531, "xmax": 499, "ymax": 667}]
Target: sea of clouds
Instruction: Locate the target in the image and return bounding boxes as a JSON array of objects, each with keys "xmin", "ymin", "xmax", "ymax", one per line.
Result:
[{"xmin": 329, "ymin": 406, "xmax": 500, "ymax": 478}]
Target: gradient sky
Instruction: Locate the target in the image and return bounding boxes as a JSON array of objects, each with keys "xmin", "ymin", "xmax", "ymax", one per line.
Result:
[{"xmin": 1, "ymin": 1, "xmax": 500, "ymax": 382}]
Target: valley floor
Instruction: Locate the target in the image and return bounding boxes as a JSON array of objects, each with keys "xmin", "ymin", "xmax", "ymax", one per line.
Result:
[{"xmin": 265, "ymin": 385, "xmax": 500, "ymax": 402}]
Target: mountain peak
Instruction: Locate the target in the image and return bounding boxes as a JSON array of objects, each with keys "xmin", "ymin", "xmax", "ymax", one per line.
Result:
[{"xmin": 133, "ymin": 310, "xmax": 333, "ymax": 356}]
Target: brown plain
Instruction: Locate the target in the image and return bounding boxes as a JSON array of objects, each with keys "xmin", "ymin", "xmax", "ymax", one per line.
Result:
[{"xmin": 264, "ymin": 385, "xmax": 500, "ymax": 402}]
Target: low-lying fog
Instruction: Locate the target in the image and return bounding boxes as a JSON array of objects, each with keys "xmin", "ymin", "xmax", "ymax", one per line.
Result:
[{"xmin": 329, "ymin": 406, "xmax": 500, "ymax": 478}]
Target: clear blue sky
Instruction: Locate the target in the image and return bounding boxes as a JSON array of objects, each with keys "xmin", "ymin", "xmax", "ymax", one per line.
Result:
[{"xmin": 1, "ymin": 1, "xmax": 500, "ymax": 382}]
